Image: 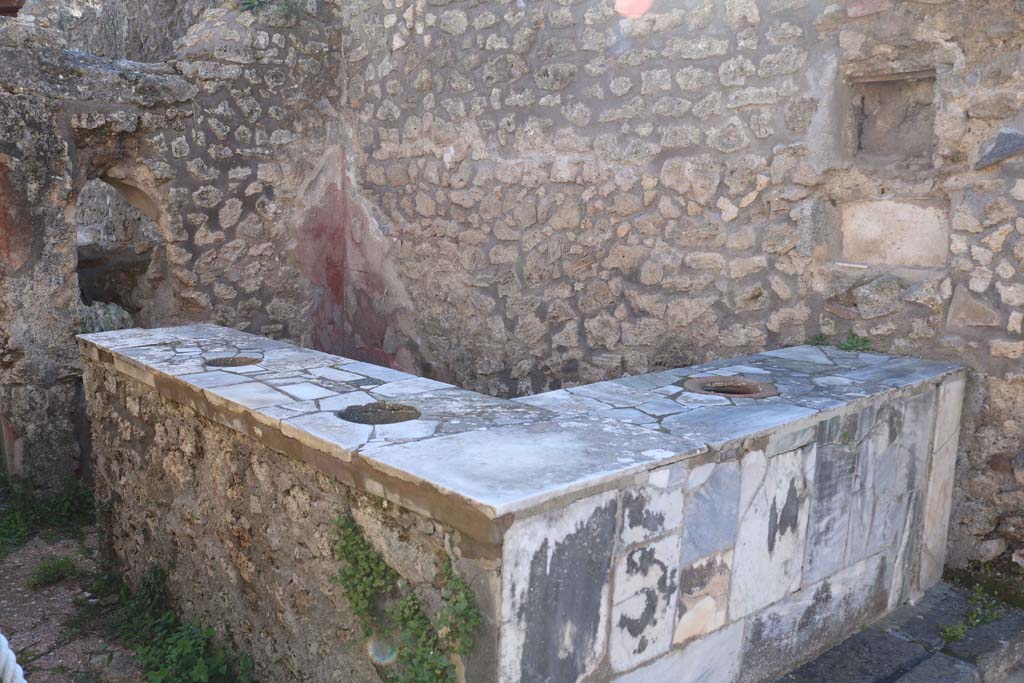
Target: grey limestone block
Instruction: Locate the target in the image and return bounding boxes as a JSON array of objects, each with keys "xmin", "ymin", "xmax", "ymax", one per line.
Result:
[{"xmin": 897, "ymin": 653, "xmax": 980, "ymax": 683}]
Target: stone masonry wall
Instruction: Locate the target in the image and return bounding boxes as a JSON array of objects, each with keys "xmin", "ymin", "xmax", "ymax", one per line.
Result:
[
  {"xmin": 0, "ymin": 52, "xmax": 84, "ymax": 484},
  {"xmin": 83, "ymin": 357, "xmax": 500, "ymax": 682},
  {"xmin": 22, "ymin": 0, "xmax": 220, "ymax": 331},
  {"xmin": 21, "ymin": 0, "xmax": 221, "ymax": 61},
  {"xmin": 1, "ymin": 0, "xmax": 1022, "ymax": 567},
  {"xmin": 331, "ymin": 0, "xmax": 1024, "ymax": 568},
  {"xmin": 0, "ymin": 6, "xmax": 352, "ymax": 486}
]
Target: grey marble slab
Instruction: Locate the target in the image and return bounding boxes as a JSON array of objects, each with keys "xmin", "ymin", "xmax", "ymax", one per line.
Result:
[
  {"xmin": 835, "ymin": 356, "xmax": 961, "ymax": 388},
  {"xmin": 662, "ymin": 403, "xmax": 819, "ymax": 447}
]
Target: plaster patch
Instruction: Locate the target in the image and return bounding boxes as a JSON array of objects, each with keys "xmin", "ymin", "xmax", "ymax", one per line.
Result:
[{"xmin": 840, "ymin": 200, "xmax": 949, "ymax": 268}]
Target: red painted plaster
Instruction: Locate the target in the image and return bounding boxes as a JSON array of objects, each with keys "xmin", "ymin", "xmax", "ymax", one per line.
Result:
[
  {"xmin": 0, "ymin": 163, "xmax": 32, "ymax": 273},
  {"xmin": 294, "ymin": 148, "xmax": 402, "ymax": 368}
]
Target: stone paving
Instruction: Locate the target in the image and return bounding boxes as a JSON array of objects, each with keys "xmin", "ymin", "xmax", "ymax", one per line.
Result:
[{"xmin": 780, "ymin": 581, "xmax": 1024, "ymax": 683}]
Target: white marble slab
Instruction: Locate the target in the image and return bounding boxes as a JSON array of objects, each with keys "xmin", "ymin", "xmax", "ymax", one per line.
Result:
[
  {"xmin": 359, "ymin": 416, "xmax": 705, "ymax": 516},
  {"xmin": 78, "ymin": 326, "xmax": 963, "ymax": 524}
]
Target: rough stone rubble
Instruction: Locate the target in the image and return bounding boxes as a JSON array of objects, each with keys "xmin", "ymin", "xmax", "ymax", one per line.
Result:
[{"xmin": 0, "ymin": 0, "xmax": 1023, "ymax": 572}]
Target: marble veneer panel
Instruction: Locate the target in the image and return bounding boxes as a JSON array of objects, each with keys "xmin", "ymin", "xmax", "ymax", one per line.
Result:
[
  {"xmin": 919, "ymin": 374, "xmax": 966, "ymax": 589},
  {"xmin": 505, "ymin": 344, "xmax": 964, "ymax": 683}
]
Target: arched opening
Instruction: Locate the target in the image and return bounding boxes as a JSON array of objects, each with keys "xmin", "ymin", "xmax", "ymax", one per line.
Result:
[
  {"xmin": 75, "ymin": 178, "xmax": 163, "ymax": 333},
  {"xmin": 70, "ymin": 176, "xmax": 168, "ymax": 479}
]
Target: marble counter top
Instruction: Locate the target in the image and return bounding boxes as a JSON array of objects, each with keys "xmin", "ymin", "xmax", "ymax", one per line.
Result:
[{"xmin": 79, "ymin": 324, "xmax": 961, "ymax": 532}]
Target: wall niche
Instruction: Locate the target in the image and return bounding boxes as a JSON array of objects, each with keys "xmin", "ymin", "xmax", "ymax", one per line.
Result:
[{"xmin": 851, "ymin": 71, "xmax": 936, "ymax": 163}]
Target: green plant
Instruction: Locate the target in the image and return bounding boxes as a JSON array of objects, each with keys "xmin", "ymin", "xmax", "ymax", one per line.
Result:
[
  {"xmin": 29, "ymin": 554, "xmax": 77, "ymax": 588},
  {"xmin": 938, "ymin": 584, "xmax": 1007, "ymax": 643},
  {"xmin": 436, "ymin": 559, "xmax": 480, "ymax": 657},
  {"xmin": 388, "ymin": 592, "xmax": 453, "ymax": 683},
  {"xmin": 331, "ymin": 516, "xmax": 481, "ymax": 683},
  {"xmin": 137, "ymin": 621, "xmax": 253, "ymax": 683},
  {"xmin": 945, "ymin": 558, "xmax": 1024, "ymax": 610},
  {"xmin": 0, "ymin": 474, "xmax": 94, "ymax": 556},
  {"xmin": 808, "ymin": 333, "xmax": 831, "ymax": 346},
  {"xmin": 63, "ymin": 594, "xmax": 105, "ymax": 641},
  {"xmin": 965, "ymin": 584, "xmax": 1005, "ymax": 627},
  {"xmin": 59, "ymin": 571, "xmax": 123, "ymax": 643},
  {"xmin": 110, "ymin": 566, "xmax": 254, "ymax": 683},
  {"xmin": 0, "ymin": 507, "xmax": 32, "ymax": 554},
  {"xmin": 837, "ymin": 331, "xmax": 872, "ymax": 352},
  {"xmin": 331, "ymin": 515, "xmax": 399, "ymax": 633},
  {"xmin": 939, "ymin": 623, "xmax": 968, "ymax": 642}
]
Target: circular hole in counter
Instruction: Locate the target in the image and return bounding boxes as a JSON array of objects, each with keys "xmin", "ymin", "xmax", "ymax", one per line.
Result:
[
  {"xmin": 337, "ymin": 402, "xmax": 422, "ymax": 425},
  {"xmin": 206, "ymin": 356, "xmax": 262, "ymax": 367},
  {"xmin": 681, "ymin": 377, "xmax": 780, "ymax": 399}
]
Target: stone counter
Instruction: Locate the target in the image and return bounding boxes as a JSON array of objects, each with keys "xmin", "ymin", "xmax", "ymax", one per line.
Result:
[{"xmin": 79, "ymin": 325, "xmax": 964, "ymax": 682}]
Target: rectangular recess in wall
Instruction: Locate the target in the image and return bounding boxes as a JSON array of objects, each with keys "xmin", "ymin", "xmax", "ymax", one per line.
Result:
[{"xmin": 851, "ymin": 71, "xmax": 936, "ymax": 161}]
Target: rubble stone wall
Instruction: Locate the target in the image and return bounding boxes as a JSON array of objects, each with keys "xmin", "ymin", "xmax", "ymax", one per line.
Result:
[
  {"xmin": 83, "ymin": 356, "xmax": 501, "ymax": 683},
  {"xmin": 20, "ymin": 0, "xmax": 221, "ymax": 60},
  {"xmin": 0, "ymin": 6, "xmax": 354, "ymax": 485},
  {"xmin": 22, "ymin": 0, "xmax": 220, "ymax": 331},
  {"xmin": 1, "ymin": 0, "xmax": 1023, "ymax": 567},
  {"xmin": 335, "ymin": 0, "xmax": 1024, "ymax": 568},
  {"xmin": 0, "ymin": 57, "xmax": 82, "ymax": 481}
]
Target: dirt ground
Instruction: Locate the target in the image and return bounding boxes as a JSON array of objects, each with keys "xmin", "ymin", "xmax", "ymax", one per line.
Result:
[{"xmin": 0, "ymin": 528, "xmax": 142, "ymax": 682}]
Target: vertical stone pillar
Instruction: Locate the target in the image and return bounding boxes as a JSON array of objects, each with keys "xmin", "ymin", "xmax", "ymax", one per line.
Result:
[{"xmin": 0, "ymin": 100, "xmax": 83, "ymax": 487}]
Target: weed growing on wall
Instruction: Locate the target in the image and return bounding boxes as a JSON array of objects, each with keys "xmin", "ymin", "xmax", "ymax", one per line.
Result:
[
  {"xmin": 237, "ymin": 0, "xmax": 303, "ymax": 18},
  {"xmin": 332, "ymin": 515, "xmax": 400, "ymax": 632},
  {"xmin": 110, "ymin": 566, "xmax": 255, "ymax": 682},
  {"xmin": 837, "ymin": 331, "xmax": 872, "ymax": 352},
  {"xmin": 331, "ymin": 515, "xmax": 481, "ymax": 683},
  {"xmin": 807, "ymin": 333, "xmax": 831, "ymax": 346},
  {"xmin": 0, "ymin": 473, "xmax": 94, "ymax": 556},
  {"xmin": 806, "ymin": 331, "xmax": 873, "ymax": 352},
  {"xmin": 435, "ymin": 560, "xmax": 480, "ymax": 658},
  {"xmin": 946, "ymin": 558, "xmax": 1024, "ymax": 611}
]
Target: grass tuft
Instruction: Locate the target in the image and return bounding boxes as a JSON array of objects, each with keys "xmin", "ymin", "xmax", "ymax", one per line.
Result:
[
  {"xmin": 0, "ymin": 473, "xmax": 94, "ymax": 556},
  {"xmin": 836, "ymin": 331, "xmax": 872, "ymax": 352},
  {"xmin": 29, "ymin": 554, "xmax": 77, "ymax": 588}
]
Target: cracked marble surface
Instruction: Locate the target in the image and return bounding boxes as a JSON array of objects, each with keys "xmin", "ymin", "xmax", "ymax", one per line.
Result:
[
  {"xmin": 79, "ymin": 326, "xmax": 961, "ymax": 518},
  {"xmin": 516, "ymin": 345, "xmax": 960, "ymax": 447}
]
